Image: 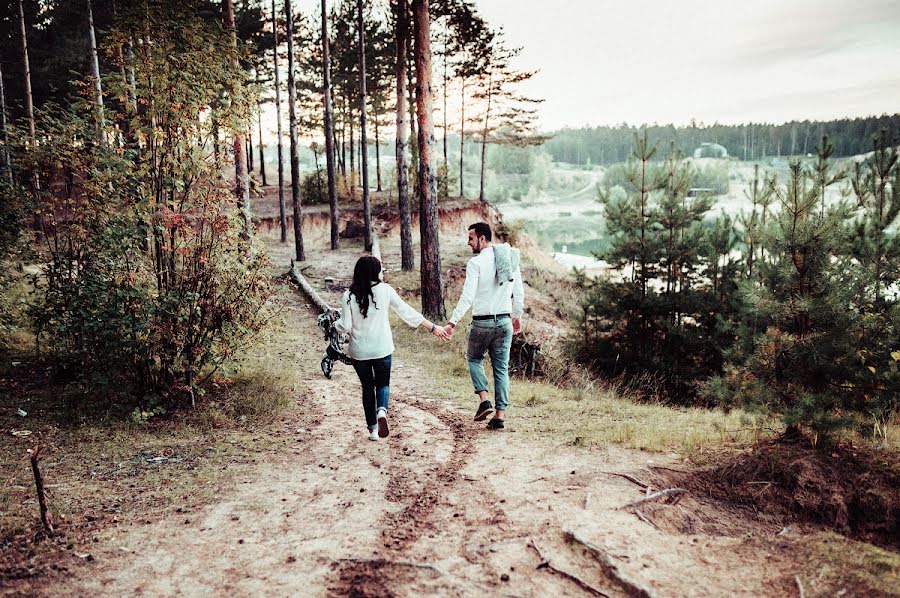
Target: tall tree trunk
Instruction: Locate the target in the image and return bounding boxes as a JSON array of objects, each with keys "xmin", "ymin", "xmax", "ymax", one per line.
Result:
[
  {"xmin": 312, "ymin": 145, "xmax": 325, "ymax": 199},
  {"xmin": 349, "ymin": 100, "xmax": 355, "ymax": 198},
  {"xmin": 285, "ymin": 0, "xmax": 305, "ymax": 261},
  {"xmin": 341, "ymin": 94, "xmax": 347, "ymax": 178},
  {"xmin": 223, "ymin": 0, "xmax": 252, "ymax": 243},
  {"xmin": 18, "ymin": 0, "xmax": 40, "ymax": 232},
  {"xmin": 0, "ymin": 62, "xmax": 12, "ymax": 184},
  {"xmin": 257, "ymin": 101, "xmax": 267, "ymax": 185},
  {"xmin": 87, "ymin": 0, "xmax": 105, "ymax": 132},
  {"xmin": 459, "ymin": 75, "xmax": 465, "ymax": 197},
  {"xmin": 374, "ymin": 104, "xmax": 382, "ymax": 191},
  {"xmin": 412, "ymin": 0, "xmax": 444, "ymax": 319},
  {"xmin": 392, "ymin": 0, "xmax": 413, "ymax": 271},
  {"xmin": 478, "ymin": 70, "xmax": 492, "ymax": 202},
  {"xmin": 272, "ymin": 0, "xmax": 287, "ymax": 242},
  {"xmin": 321, "ymin": 0, "xmax": 339, "ymax": 249},
  {"xmin": 247, "ymin": 131, "xmax": 254, "ymax": 171},
  {"xmin": 406, "ymin": 52, "xmax": 417, "ymax": 174},
  {"xmin": 357, "ymin": 0, "xmax": 372, "ymax": 252},
  {"xmin": 442, "ymin": 26, "xmax": 448, "ymax": 166}
]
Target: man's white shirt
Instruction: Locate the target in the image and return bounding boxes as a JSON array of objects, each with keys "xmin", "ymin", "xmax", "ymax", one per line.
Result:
[{"xmin": 449, "ymin": 244, "xmax": 525, "ymax": 326}]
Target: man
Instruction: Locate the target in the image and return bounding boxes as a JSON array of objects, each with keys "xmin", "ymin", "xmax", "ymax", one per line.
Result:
[{"xmin": 445, "ymin": 222, "xmax": 525, "ymax": 430}]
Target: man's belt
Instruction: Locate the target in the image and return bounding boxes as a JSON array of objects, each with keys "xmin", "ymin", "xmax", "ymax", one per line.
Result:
[{"xmin": 472, "ymin": 313, "xmax": 511, "ymax": 321}]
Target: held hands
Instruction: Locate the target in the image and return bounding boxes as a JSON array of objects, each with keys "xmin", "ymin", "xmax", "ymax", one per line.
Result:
[{"xmin": 431, "ymin": 324, "xmax": 452, "ymax": 341}]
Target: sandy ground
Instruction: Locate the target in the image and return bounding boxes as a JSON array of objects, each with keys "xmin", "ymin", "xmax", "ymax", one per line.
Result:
[{"xmin": 47, "ymin": 230, "xmax": 805, "ymax": 598}]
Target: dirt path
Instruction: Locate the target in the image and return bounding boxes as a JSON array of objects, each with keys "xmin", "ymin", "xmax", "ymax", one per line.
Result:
[{"xmin": 52, "ymin": 240, "xmax": 801, "ymax": 598}]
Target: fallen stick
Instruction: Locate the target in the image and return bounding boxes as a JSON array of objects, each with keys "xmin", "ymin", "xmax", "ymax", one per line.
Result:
[
  {"xmin": 334, "ymin": 557, "xmax": 445, "ymax": 576},
  {"xmin": 621, "ymin": 488, "xmax": 686, "ymax": 510},
  {"xmin": 631, "ymin": 508, "xmax": 658, "ymax": 529},
  {"xmin": 584, "ymin": 492, "xmax": 592, "ymax": 510},
  {"xmin": 646, "ymin": 465, "xmax": 688, "ymax": 474},
  {"xmin": 600, "ymin": 471, "xmax": 649, "ymax": 489},
  {"xmin": 288, "ymin": 263, "xmax": 331, "ymax": 313},
  {"xmin": 29, "ymin": 445, "xmax": 54, "ymax": 534},
  {"xmin": 529, "ymin": 538, "xmax": 610, "ymax": 598},
  {"xmin": 565, "ymin": 530, "xmax": 661, "ymax": 598},
  {"xmin": 795, "ymin": 575, "xmax": 806, "ymax": 598}
]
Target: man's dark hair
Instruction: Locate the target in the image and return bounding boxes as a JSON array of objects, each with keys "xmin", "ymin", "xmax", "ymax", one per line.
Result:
[{"xmin": 468, "ymin": 222, "xmax": 492, "ymax": 242}]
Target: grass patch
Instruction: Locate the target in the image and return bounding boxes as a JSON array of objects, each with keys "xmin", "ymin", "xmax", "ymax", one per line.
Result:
[
  {"xmin": 390, "ymin": 307, "xmax": 774, "ymax": 457},
  {"xmin": 795, "ymin": 532, "xmax": 900, "ymax": 596}
]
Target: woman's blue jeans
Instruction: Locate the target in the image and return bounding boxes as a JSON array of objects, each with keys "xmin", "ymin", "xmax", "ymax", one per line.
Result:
[
  {"xmin": 466, "ymin": 319, "xmax": 513, "ymax": 411},
  {"xmin": 352, "ymin": 354, "xmax": 392, "ymax": 429}
]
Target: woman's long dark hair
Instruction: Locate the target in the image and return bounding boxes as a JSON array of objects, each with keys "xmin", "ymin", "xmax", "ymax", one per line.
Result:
[{"xmin": 348, "ymin": 256, "xmax": 382, "ymax": 318}]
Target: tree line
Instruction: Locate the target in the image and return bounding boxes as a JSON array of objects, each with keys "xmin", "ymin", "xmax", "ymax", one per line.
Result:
[
  {"xmin": 577, "ymin": 130, "xmax": 899, "ymax": 441},
  {"xmin": 0, "ymin": 0, "xmax": 541, "ymax": 409},
  {"xmin": 545, "ymin": 115, "xmax": 900, "ymax": 166}
]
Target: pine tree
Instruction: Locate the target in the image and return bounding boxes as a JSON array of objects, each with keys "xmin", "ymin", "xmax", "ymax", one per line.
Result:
[
  {"xmin": 391, "ymin": 0, "xmax": 414, "ymax": 271},
  {"xmin": 321, "ymin": 0, "xmax": 340, "ymax": 250},
  {"xmin": 849, "ymin": 129, "xmax": 900, "ymax": 305},
  {"xmin": 704, "ymin": 143, "xmax": 872, "ymax": 440},
  {"xmin": 412, "ymin": 0, "xmax": 445, "ymax": 320},
  {"xmin": 284, "ymin": 0, "xmax": 304, "ymax": 261}
]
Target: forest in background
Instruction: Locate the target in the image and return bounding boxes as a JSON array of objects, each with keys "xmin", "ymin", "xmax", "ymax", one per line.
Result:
[{"xmin": 545, "ymin": 114, "xmax": 900, "ymax": 165}]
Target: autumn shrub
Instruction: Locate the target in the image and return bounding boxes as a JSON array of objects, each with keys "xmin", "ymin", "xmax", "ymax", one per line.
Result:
[{"xmin": 8, "ymin": 6, "xmax": 273, "ymax": 408}]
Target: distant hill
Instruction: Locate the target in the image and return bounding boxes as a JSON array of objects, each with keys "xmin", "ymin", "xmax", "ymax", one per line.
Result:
[{"xmin": 545, "ymin": 114, "xmax": 900, "ymax": 165}]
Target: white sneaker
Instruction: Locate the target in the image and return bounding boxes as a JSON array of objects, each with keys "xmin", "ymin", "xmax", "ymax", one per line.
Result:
[
  {"xmin": 376, "ymin": 408, "xmax": 389, "ymax": 438},
  {"xmin": 368, "ymin": 429, "xmax": 379, "ymax": 441}
]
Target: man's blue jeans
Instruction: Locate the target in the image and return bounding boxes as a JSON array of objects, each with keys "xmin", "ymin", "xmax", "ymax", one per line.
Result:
[
  {"xmin": 466, "ymin": 318, "xmax": 513, "ymax": 411},
  {"xmin": 352, "ymin": 354, "xmax": 391, "ymax": 429}
]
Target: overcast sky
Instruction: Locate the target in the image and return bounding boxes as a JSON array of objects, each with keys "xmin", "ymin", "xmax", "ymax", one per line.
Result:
[{"xmin": 473, "ymin": 0, "xmax": 900, "ymax": 130}]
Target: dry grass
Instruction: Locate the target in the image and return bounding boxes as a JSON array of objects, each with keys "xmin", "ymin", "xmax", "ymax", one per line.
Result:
[
  {"xmin": 795, "ymin": 532, "xmax": 900, "ymax": 596},
  {"xmin": 0, "ymin": 280, "xmax": 317, "ymax": 579},
  {"xmin": 391, "ymin": 307, "xmax": 777, "ymax": 459}
]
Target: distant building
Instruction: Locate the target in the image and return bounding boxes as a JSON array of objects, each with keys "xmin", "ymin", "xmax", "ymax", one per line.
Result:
[{"xmin": 693, "ymin": 142, "xmax": 729, "ymax": 159}]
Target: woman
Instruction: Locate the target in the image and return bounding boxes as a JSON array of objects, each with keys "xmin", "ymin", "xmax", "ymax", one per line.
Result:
[{"xmin": 335, "ymin": 256, "xmax": 447, "ymax": 441}]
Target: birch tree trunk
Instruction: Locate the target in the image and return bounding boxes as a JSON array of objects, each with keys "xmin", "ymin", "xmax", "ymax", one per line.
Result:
[
  {"xmin": 87, "ymin": 0, "xmax": 105, "ymax": 132},
  {"xmin": 285, "ymin": 0, "xmax": 305, "ymax": 261},
  {"xmin": 357, "ymin": 0, "xmax": 372, "ymax": 252},
  {"xmin": 392, "ymin": 0, "xmax": 413, "ymax": 271},
  {"xmin": 412, "ymin": 0, "xmax": 445, "ymax": 319},
  {"xmin": 223, "ymin": 0, "xmax": 252, "ymax": 243},
  {"xmin": 18, "ymin": 0, "xmax": 41, "ymax": 231},
  {"xmin": 321, "ymin": 0, "xmax": 340, "ymax": 249},
  {"xmin": 272, "ymin": 0, "xmax": 287, "ymax": 242}
]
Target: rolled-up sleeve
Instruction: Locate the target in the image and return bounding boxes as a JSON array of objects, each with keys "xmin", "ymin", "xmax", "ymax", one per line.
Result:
[
  {"xmin": 511, "ymin": 265, "xmax": 525, "ymax": 319},
  {"xmin": 334, "ymin": 291, "xmax": 353, "ymax": 334},
  {"xmin": 449, "ymin": 259, "xmax": 479, "ymax": 325},
  {"xmin": 389, "ymin": 286, "xmax": 426, "ymax": 328}
]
